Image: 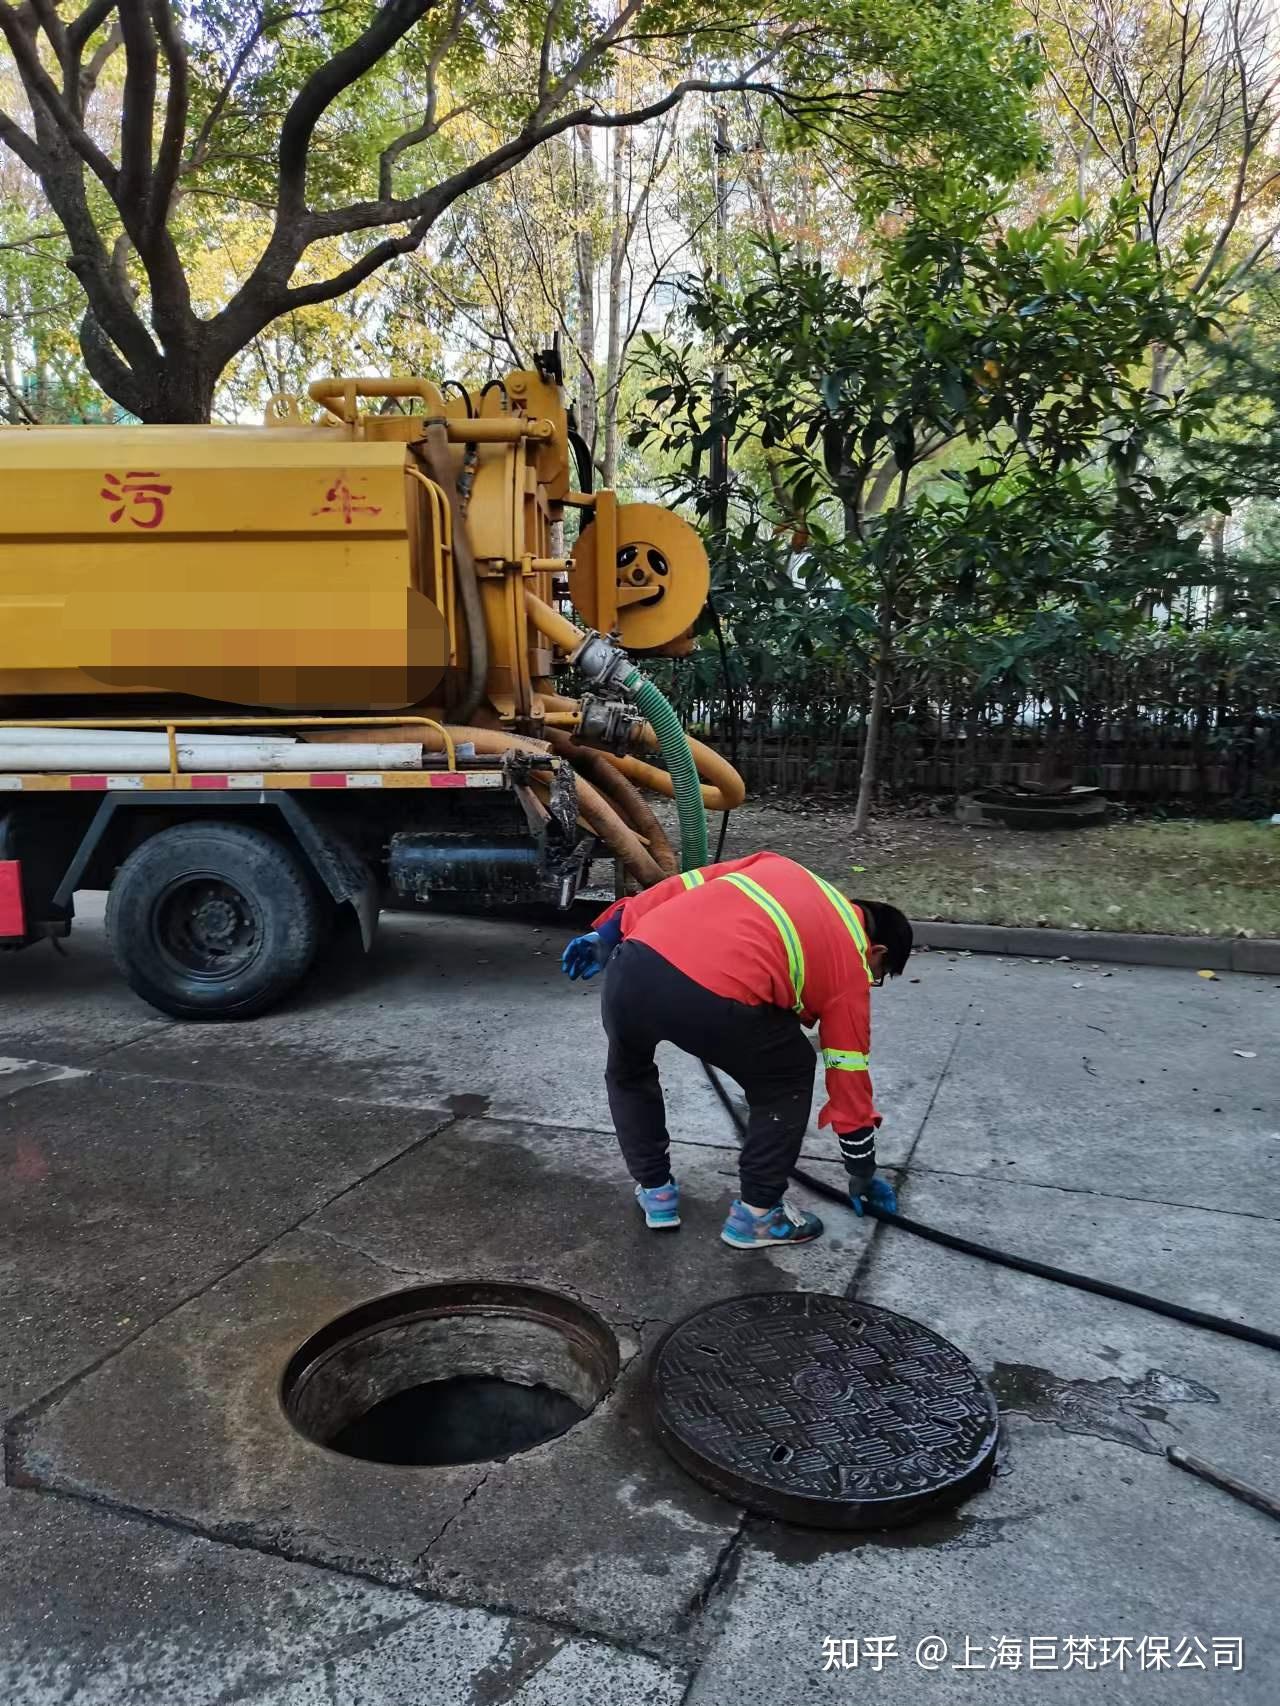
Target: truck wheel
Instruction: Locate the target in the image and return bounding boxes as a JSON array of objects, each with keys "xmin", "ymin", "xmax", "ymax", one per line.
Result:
[{"xmin": 105, "ymin": 821, "xmax": 322, "ymax": 1020}]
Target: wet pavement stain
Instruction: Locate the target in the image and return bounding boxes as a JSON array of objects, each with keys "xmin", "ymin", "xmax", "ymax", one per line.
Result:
[
  {"xmin": 447, "ymin": 1092, "xmax": 492, "ymax": 1119},
  {"xmin": 988, "ymin": 1362, "xmax": 1219, "ymax": 1454},
  {"xmin": 752, "ymin": 1505, "xmax": 1029, "ymax": 1562},
  {"xmin": 468, "ymin": 1623, "xmax": 566, "ymax": 1704}
]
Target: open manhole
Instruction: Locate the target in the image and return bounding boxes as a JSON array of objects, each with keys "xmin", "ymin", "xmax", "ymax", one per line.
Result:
[{"xmin": 282, "ymin": 1281, "xmax": 619, "ymax": 1467}]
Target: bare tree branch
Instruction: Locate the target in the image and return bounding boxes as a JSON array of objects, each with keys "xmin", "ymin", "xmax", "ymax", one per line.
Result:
[
  {"xmin": 276, "ymin": 0, "xmax": 440, "ymax": 218},
  {"xmin": 117, "ymin": 1, "xmax": 159, "ymax": 212},
  {"xmin": 82, "ymin": 19, "xmax": 124, "ymax": 103},
  {"xmin": 67, "ymin": 0, "xmax": 117, "ymax": 58},
  {"xmin": 185, "ymin": 6, "xmax": 269, "ymax": 172},
  {"xmin": 0, "ymin": 105, "xmax": 43, "ymax": 174},
  {"xmin": 537, "ymin": 0, "xmax": 565, "ymax": 104},
  {"xmin": 0, "ymin": 1, "xmax": 120, "ymax": 191},
  {"xmin": 377, "ymin": 0, "xmax": 470, "ymax": 198},
  {"xmin": 149, "ymin": 0, "xmax": 189, "ymax": 233}
]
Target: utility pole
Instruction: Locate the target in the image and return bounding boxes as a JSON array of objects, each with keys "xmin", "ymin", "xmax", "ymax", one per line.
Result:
[{"xmin": 709, "ymin": 107, "xmax": 730, "ymax": 549}]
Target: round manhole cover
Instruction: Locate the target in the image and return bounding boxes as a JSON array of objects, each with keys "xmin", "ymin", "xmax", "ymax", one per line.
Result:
[{"xmin": 650, "ymin": 1293, "xmax": 999, "ymax": 1529}]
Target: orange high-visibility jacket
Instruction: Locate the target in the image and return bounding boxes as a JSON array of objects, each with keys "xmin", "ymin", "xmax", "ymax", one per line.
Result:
[{"xmin": 595, "ymin": 852, "xmax": 879, "ymax": 1135}]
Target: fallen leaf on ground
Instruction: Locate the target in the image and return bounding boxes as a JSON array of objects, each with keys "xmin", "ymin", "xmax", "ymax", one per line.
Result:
[{"xmin": 1197, "ymin": 969, "xmax": 1219, "ymax": 980}]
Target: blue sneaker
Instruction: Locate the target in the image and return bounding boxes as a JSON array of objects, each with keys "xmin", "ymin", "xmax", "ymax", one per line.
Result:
[
  {"xmin": 635, "ymin": 1179, "xmax": 681, "ymax": 1230},
  {"xmin": 721, "ymin": 1198, "xmax": 823, "ymax": 1250}
]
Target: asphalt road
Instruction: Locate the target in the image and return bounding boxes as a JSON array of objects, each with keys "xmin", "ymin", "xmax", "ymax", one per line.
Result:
[{"xmin": 3, "ymin": 898, "xmax": 1279, "ymax": 1703}]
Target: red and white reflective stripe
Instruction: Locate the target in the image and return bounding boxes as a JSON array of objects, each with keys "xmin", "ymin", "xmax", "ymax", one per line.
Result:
[
  {"xmin": 0, "ymin": 770, "xmax": 505, "ymax": 793},
  {"xmin": 190, "ymin": 773, "xmax": 266, "ymax": 790},
  {"xmin": 0, "ymin": 860, "xmax": 24, "ymax": 937}
]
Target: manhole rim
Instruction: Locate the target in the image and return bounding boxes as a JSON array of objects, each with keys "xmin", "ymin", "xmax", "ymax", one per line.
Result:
[
  {"xmin": 279, "ymin": 1277, "xmax": 622, "ymax": 1469},
  {"xmin": 647, "ymin": 1290, "xmax": 1000, "ymax": 1530}
]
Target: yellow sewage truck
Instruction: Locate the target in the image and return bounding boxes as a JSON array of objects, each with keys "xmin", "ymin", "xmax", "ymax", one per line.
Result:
[{"xmin": 0, "ymin": 360, "xmax": 743, "ymax": 1018}]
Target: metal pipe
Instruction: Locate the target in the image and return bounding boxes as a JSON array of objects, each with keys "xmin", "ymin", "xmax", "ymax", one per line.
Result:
[
  {"xmin": 0, "ymin": 716, "xmax": 457, "ymax": 769},
  {"xmin": 1167, "ymin": 1448, "xmax": 1280, "ymax": 1522},
  {"xmin": 444, "ymin": 418, "xmax": 554, "ymax": 443},
  {"xmin": 414, "ymin": 429, "xmax": 489, "ymax": 723},
  {"xmin": 606, "ymin": 747, "xmax": 746, "ymax": 814},
  {"xmin": 527, "ymin": 682, "xmax": 745, "ymax": 812},
  {"xmin": 0, "ymin": 728, "xmax": 298, "ymax": 747},
  {"xmin": 0, "ymin": 740, "xmax": 423, "ymax": 772},
  {"xmin": 542, "ymin": 727, "xmax": 678, "ymax": 877},
  {"xmin": 524, "ymin": 589, "xmax": 588, "ymax": 656},
  {"xmin": 307, "ymin": 379, "xmax": 553, "ymax": 441},
  {"xmin": 308, "ymin": 376, "xmax": 441, "ymax": 423},
  {"xmin": 321, "ymin": 720, "xmax": 665, "ymax": 888}
]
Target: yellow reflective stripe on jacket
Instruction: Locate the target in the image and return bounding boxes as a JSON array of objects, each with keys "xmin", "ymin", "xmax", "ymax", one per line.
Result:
[
  {"xmin": 680, "ymin": 870, "xmax": 705, "ymax": 890},
  {"xmin": 810, "ymin": 873, "xmax": 874, "ymax": 986},
  {"xmin": 717, "ymin": 872, "xmax": 806, "ymax": 1013},
  {"xmin": 822, "ymin": 1047, "xmax": 870, "ymax": 1072}
]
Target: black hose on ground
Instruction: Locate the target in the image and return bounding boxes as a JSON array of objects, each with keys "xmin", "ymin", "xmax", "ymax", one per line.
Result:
[{"xmin": 701, "ymin": 1062, "xmax": 1280, "ymax": 1355}]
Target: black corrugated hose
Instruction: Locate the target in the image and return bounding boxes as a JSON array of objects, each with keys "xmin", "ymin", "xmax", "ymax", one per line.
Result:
[{"xmin": 700, "ymin": 1061, "xmax": 1280, "ymax": 1354}]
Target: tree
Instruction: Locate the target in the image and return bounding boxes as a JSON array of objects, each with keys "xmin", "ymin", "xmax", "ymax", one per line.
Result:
[
  {"xmin": 1030, "ymin": 0, "xmax": 1280, "ymax": 326},
  {"xmin": 637, "ymin": 200, "xmax": 1219, "ymax": 825},
  {"xmin": 0, "ymin": 0, "xmax": 1047, "ymax": 423}
]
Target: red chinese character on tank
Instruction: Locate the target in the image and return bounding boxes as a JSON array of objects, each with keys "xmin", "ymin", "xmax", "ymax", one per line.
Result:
[
  {"xmin": 314, "ymin": 475, "xmax": 382, "ymax": 525},
  {"xmin": 100, "ymin": 471, "xmax": 173, "ymax": 529}
]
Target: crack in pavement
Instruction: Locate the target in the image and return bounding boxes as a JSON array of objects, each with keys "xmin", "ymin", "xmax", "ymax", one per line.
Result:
[
  {"xmin": 795, "ymin": 1152, "xmax": 1280, "ymax": 1225},
  {"xmin": 683, "ymin": 1512, "xmax": 747, "ymax": 1618},
  {"xmin": 415, "ymin": 1470, "xmax": 491, "ymax": 1567},
  {"xmin": 2, "ymin": 1110, "xmax": 467, "ymax": 1464},
  {"xmin": 10, "ymin": 1476, "xmax": 684, "ymax": 1676},
  {"xmin": 294, "ymin": 1231, "xmax": 672, "ymax": 1339},
  {"xmin": 298, "ymin": 1223, "xmax": 434, "ymax": 1283},
  {"xmin": 207, "ymin": 1608, "xmax": 432, "ymax": 1706},
  {"xmin": 847, "ymin": 1001, "xmax": 972, "ymax": 1299}
]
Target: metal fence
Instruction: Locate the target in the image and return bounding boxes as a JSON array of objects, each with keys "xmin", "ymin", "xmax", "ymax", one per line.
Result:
[{"xmin": 661, "ymin": 633, "xmax": 1280, "ymax": 810}]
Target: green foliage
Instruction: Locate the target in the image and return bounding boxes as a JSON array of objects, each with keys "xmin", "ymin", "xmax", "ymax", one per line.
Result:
[
  {"xmin": 0, "ymin": 189, "xmax": 119, "ymax": 422},
  {"xmin": 636, "ymin": 195, "xmax": 1228, "ymax": 670}
]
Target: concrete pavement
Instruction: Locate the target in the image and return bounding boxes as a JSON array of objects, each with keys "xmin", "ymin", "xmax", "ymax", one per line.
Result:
[{"xmin": 2, "ymin": 900, "xmax": 1278, "ymax": 1702}]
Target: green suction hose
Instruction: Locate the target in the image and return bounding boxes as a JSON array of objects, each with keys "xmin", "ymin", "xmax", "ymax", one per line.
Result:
[
  {"xmin": 625, "ymin": 668, "xmax": 708, "ymax": 870},
  {"xmin": 519, "ymin": 592, "xmax": 710, "ymax": 874}
]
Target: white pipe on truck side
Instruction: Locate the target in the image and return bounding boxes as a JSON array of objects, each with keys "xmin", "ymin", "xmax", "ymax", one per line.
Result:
[
  {"xmin": 0, "ymin": 728, "xmax": 299, "ymax": 747},
  {"xmin": 0, "ymin": 741, "xmax": 423, "ymax": 772}
]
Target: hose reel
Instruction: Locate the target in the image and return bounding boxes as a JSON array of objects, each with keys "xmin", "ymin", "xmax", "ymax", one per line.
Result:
[{"xmin": 568, "ymin": 504, "xmax": 709, "ymax": 654}]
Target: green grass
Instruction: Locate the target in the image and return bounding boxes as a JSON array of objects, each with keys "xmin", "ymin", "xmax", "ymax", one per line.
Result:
[{"xmin": 852, "ymin": 820, "xmax": 1280, "ymax": 938}]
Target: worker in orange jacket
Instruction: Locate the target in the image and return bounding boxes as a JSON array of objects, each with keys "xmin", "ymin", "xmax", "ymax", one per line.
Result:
[{"xmin": 561, "ymin": 852, "xmax": 912, "ymax": 1250}]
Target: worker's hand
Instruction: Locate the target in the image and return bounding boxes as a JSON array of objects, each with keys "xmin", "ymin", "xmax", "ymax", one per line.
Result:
[
  {"xmin": 850, "ymin": 1174, "xmax": 898, "ymax": 1217},
  {"xmin": 561, "ymin": 932, "xmax": 604, "ymax": 980}
]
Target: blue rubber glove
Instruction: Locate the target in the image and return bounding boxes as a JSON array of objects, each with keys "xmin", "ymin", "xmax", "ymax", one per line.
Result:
[
  {"xmin": 850, "ymin": 1175, "xmax": 898, "ymax": 1217},
  {"xmin": 561, "ymin": 932, "xmax": 604, "ymax": 980}
]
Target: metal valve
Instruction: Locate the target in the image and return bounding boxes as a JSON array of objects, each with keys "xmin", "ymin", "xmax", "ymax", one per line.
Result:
[{"xmin": 574, "ymin": 694, "xmax": 645, "ymax": 754}]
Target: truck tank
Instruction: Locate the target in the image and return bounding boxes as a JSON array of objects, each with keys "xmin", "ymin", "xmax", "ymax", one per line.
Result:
[{"xmin": 0, "ymin": 368, "xmax": 744, "ymax": 881}]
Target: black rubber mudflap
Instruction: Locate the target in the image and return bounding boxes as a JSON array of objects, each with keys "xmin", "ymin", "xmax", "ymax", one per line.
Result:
[{"xmin": 650, "ymin": 1292, "xmax": 999, "ymax": 1529}]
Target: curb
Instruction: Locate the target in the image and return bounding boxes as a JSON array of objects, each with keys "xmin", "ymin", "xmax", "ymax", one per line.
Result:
[{"xmin": 911, "ymin": 920, "xmax": 1280, "ymax": 976}]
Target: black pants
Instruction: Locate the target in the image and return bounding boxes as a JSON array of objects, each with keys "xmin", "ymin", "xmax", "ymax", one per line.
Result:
[{"xmin": 602, "ymin": 940, "xmax": 815, "ymax": 1208}]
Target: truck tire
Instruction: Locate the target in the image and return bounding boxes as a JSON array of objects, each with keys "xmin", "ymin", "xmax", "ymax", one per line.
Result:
[{"xmin": 105, "ymin": 820, "xmax": 322, "ymax": 1020}]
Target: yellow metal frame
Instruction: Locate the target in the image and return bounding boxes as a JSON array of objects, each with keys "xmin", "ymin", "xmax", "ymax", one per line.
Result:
[
  {"xmin": 407, "ymin": 469, "xmax": 457, "ymax": 654},
  {"xmin": 0, "ymin": 714, "xmax": 458, "ymax": 785},
  {"xmin": 306, "ymin": 378, "xmax": 555, "ymax": 445}
]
